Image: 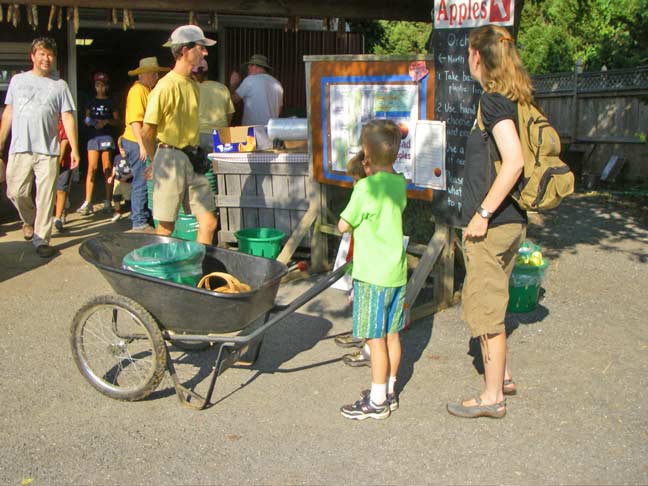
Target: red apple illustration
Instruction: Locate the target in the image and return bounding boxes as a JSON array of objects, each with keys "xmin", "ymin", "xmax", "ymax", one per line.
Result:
[
  {"xmin": 398, "ymin": 122, "xmax": 409, "ymax": 140},
  {"xmin": 434, "ymin": 167, "xmax": 442, "ymax": 177}
]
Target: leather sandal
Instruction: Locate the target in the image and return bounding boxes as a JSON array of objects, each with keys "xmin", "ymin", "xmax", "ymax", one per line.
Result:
[
  {"xmin": 447, "ymin": 396, "xmax": 506, "ymax": 419},
  {"xmin": 503, "ymin": 379, "xmax": 517, "ymax": 396}
]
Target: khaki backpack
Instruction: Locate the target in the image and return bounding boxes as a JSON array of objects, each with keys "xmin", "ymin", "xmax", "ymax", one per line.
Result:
[{"xmin": 477, "ymin": 101, "xmax": 575, "ymax": 211}]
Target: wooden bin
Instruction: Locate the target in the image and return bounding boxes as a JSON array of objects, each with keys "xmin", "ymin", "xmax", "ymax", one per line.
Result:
[{"xmin": 210, "ymin": 152, "xmax": 311, "ymax": 247}]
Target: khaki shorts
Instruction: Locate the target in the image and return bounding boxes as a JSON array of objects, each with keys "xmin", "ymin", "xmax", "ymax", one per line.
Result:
[
  {"xmin": 152, "ymin": 147, "xmax": 215, "ymax": 222},
  {"xmin": 461, "ymin": 223, "xmax": 526, "ymax": 337}
]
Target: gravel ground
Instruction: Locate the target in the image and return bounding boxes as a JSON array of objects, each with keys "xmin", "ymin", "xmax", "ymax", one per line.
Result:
[{"xmin": 0, "ymin": 192, "xmax": 646, "ymax": 485}]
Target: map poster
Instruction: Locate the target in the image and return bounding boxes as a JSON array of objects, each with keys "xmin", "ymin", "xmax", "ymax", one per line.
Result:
[{"xmin": 328, "ymin": 83, "xmax": 419, "ymax": 180}]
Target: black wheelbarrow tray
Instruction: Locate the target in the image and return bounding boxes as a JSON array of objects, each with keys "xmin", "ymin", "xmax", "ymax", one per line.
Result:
[{"xmin": 71, "ymin": 233, "xmax": 348, "ymax": 410}]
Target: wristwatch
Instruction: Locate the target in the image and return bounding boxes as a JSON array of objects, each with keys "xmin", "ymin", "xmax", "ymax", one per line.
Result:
[{"xmin": 477, "ymin": 206, "xmax": 493, "ymax": 219}]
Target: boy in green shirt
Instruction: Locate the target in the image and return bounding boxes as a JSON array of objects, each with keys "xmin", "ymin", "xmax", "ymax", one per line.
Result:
[{"xmin": 338, "ymin": 119, "xmax": 407, "ymax": 420}]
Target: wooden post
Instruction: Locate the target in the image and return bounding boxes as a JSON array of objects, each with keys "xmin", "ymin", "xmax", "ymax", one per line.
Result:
[
  {"xmin": 571, "ymin": 60, "xmax": 583, "ymax": 144},
  {"xmin": 432, "ymin": 223, "xmax": 456, "ymax": 311},
  {"xmin": 404, "ymin": 224, "xmax": 447, "ymax": 322}
]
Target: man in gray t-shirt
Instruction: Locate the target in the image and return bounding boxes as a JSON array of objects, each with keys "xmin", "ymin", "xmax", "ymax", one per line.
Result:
[
  {"xmin": 230, "ymin": 54, "xmax": 283, "ymax": 126},
  {"xmin": 0, "ymin": 37, "xmax": 79, "ymax": 258}
]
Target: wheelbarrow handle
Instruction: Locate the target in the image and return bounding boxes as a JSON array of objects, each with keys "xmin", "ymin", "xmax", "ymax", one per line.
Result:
[{"xmin": 225, "ymin": 261, "xmax": 351, "ymax": 345}]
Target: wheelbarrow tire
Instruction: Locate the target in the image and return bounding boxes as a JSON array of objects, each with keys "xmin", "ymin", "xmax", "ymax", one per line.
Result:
[{"xmin": 71, "ymin": 294, "xmax": 167, "ymax": 401}]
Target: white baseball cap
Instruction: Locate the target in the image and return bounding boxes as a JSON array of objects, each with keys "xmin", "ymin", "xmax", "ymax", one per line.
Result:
[{"xmin": 163, "ymin": 25, "xmax": 217, "ymax": 47}]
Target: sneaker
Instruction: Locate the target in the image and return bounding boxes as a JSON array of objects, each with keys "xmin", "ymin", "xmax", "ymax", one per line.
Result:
[
  {"xmin": 131, "ymin": 223, "xmax": 156, "ymax": 234},
  {"xmin": 360, "ymin": 389, "xmax": 399, "ymax": 411},
  {"xmin": 54, "ymin": 218, "xmax": 64, "ymax": 233},
  {"xmin": 110, "ymin": 212, "xmax": 122, "ymax": 223},
  {"xmin": 101, "ymin": 200, "xmax": 112, "ymax": 214},
  {"xmin": 340, "ymin": 394, "xmax": 390, "ymax": 420},
  {"xmin": 342, "ymin": 349, "xmax": 370, "ymax": 367},
  {"xmin": 77, "ymin": 202, "xmax": 92, "ymax": 215},
  {"xmin": 36, "ymin": 244, "xmax": 57, "ymax": 258},
  {"xmin": 334, "ymin": 332, "xmax": 364, "ymax": 349}
]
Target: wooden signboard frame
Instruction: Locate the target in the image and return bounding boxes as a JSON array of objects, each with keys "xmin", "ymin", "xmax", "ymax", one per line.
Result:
[
  {"xmin": 297, "ymin": 55, "xmax": 458, "ymax": 322},
  {"xmin": 308, "ymin": 55, "xmax": 437, "ymax": 200}
]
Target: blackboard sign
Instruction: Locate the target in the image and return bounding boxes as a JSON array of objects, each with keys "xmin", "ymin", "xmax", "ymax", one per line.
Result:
[
  {"xmin": 430, "ymin": 0, "xmax": 516, "ymax": 226},
  {"xmin": 432, "ymin": 28, "xmax": 481, "ymax": 226}
]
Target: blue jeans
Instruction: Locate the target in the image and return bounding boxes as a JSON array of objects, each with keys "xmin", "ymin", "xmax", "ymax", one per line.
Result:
[{"xmin": 122, "ymin": 138, "xmax": 149, "ymax": 228}]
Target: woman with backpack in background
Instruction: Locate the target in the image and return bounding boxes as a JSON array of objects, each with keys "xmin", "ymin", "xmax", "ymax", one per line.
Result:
[{"xmin": 447, "ymin": 24, "xmax": 530, "ymax": 419}]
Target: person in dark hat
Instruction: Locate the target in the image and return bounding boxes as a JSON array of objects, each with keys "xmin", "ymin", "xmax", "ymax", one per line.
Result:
[
  {"xmin": 229, "ymin": 54, "xmax": 283, "ymax": 126},
  {"xmin": 120, "ymin": 56, "xmax": 169, "ymax": 232}
]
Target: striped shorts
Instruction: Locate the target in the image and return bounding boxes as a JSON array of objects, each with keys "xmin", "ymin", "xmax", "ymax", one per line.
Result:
[{"xmin": 352, "ymin": 280, "xmax": 406, "ymax": 339}]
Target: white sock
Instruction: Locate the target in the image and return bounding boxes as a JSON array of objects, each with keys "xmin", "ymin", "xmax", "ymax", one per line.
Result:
[
  {"xmin": 370, "ymin": 383, "xmax": 387, "ymax": 405},
  {"xmin": 388, "ymin": 376, "xmax": 397, "ymax": 395}
]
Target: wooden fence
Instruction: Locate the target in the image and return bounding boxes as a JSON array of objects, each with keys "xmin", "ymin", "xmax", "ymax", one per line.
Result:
[{"xmin": 533, "ymin": 66, "xmax": 648, "ymax": 182}]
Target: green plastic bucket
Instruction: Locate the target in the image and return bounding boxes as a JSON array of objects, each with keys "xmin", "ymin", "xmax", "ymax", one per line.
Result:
[
  {"xmin": 234, "ymin": 227, "xmax": 285, "ymax": 259},
  {"xmin": 508, "ymin": 259, "xmax": 549, "ymax": 313},
  {"xmin": 122, "ymin": 241, "xmax": 205, "ymax": 286}
]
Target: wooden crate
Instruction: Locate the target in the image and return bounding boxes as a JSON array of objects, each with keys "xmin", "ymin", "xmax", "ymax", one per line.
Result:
[{"xmin": 210, "ymin": 152, "xmax": 312, "ymax": 247}]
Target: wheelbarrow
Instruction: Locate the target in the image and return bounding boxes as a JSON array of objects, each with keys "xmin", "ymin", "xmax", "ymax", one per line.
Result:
[{"xmin": 71, "ymin": 233, "xmax": 348, "ymax": 410}]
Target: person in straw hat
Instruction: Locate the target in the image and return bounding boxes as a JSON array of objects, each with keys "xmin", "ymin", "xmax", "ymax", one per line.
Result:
[
  {"xmin": 120, "ymin": 56, "xmax": 169, "ymax": 232},
  {"xmin": 229, "ymin": 54, "xmax": 283, "ymax": 126}
]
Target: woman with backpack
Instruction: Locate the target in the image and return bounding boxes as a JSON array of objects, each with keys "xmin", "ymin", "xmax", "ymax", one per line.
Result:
[{"xmin": 447, "ymin": 24, "xmax": 530, "ymax": 419}]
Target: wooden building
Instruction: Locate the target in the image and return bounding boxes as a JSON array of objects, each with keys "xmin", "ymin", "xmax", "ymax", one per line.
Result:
[{"xmin": 1, "ymin": 1, "xmax": 430, "ymax": 116}]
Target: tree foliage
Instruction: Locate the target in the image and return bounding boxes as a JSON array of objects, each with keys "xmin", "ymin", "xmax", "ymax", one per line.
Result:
[
  {"xmin": 519, "ymin": 0, "xmax": 648, "ymax": 74},
  {"xmin": 353, "ymin": 0, "xmax": 647, "ymax": 74},
  {"xmin": 352, "ymin": 20, "xmax": 431, "ymax": 55}
]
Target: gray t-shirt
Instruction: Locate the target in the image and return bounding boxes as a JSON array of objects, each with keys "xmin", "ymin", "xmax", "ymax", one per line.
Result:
[
  {"xmin": 235, "ymin": 73, "xmax": 283, "ymax": 126},
  {"xmin": 5, "ymin": 71, "xmax": 76, "ymax": 156}
]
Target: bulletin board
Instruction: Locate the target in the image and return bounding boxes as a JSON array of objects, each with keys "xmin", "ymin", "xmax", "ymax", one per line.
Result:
[{"xmin": 305, "ymin": 55, "xmax": 438, "ymax": 201}]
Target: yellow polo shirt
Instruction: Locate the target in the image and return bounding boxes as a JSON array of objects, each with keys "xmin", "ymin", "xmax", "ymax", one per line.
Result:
[
  {"xmin": 198, "ymin": 80, "xmax": 235, "ymax": 133},
  {"xmin": 143, "ymin": 70, "xmax": 199, "ymax": 148},
  {"xmin": 122, "ymin": 81, "xmax": 150, "ymax": 143}
]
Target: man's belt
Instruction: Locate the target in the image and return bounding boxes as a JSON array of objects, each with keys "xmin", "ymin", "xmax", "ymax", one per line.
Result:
[{"xmin": 158, "ymin": 142, "xmax": 184, "ymax": 151}]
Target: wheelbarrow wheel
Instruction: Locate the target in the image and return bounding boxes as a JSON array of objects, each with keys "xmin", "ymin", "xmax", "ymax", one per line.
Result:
[{"xmin": 70, "ymin": 294, "xmax": 167, "ymax": 401}]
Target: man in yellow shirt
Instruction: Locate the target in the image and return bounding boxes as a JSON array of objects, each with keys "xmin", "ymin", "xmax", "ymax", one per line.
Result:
[
  {"xmin": 122, "ymin": 57, "xmax": 169, "ymax": 231},
  {"xmin": 142, "ymin": 25, "xmax": 217, "ymax": 245},
  {"xmin": 192, "ymin": 59, "xmax": 235, "ymax": 152}
]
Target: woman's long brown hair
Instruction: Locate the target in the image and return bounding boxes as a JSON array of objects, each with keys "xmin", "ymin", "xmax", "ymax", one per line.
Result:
[{"xmin": 469, "ymin": 25, "xmax": 534, "ymax": 104}]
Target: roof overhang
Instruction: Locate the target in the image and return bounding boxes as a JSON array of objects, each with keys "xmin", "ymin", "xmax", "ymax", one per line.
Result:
[{"xmin": 11, "ymin": 1, "xmax": 432, "ymax": 22}]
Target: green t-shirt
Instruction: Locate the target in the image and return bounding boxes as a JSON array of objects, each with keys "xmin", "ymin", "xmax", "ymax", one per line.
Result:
[{"xmin": 340, "ymin": 171, "xmax": 407, "ymax": 287}]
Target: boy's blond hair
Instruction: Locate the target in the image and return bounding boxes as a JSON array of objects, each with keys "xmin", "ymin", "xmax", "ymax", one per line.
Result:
[
  {"xmin": 361, "ymin": 119, "xmax": 401, "ymax": 168},
  {"xmin": 346, "ymin": 150, "xmax": 366, "ymax": 181}
]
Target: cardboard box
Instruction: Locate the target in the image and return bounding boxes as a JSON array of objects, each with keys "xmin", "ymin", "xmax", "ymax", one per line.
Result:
[{"xmin": 212, "ymin": 125, "xmax": 272, "ymax": 153}]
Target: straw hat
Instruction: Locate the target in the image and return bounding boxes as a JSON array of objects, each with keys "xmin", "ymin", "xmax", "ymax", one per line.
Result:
[
  {"xmin": 128, "ymin": 57, "xmax": 170, "ymax": 76},
  {"xmin": 244, "ymin": 54, "xmax": 272, "ymax": 71}
]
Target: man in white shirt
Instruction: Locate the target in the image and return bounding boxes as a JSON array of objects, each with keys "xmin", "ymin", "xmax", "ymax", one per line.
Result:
[
  {"xmin": 229, "ymin": 54, "xmax": 283, "ymax": 126},
  {"xmin": 0, "ymin": 37, "xmax": 79, "ymax": 258}
]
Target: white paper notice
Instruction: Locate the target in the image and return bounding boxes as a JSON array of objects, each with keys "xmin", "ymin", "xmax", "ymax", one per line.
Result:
[{"xmin": 413, "ymin": 120, "xmax": 446, "ymax": 190}]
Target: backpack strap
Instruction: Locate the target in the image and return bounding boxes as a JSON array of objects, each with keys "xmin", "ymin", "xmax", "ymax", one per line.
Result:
[{"xmin": 476, "ymin": 101, "xmax": 495, "ymax": 184}]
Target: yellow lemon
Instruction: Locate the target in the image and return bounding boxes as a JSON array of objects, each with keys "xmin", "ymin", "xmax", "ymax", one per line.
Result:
[
  {"xmin": 529, "ymin": 251, "xmax": 543, "ymax": 266},
  {"xmin": 517, "ymin": 255, "xmax": 529, "ymax": 265}
]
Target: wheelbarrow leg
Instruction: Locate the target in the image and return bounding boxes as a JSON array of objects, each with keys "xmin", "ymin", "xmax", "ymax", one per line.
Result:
[
  {"xmin": 235, "ymin": 311, "xmax": 270, "ymax": 366},
  {"xmin": 164, "ymin": 341, "xmax": 232, "ymax": 410}
]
